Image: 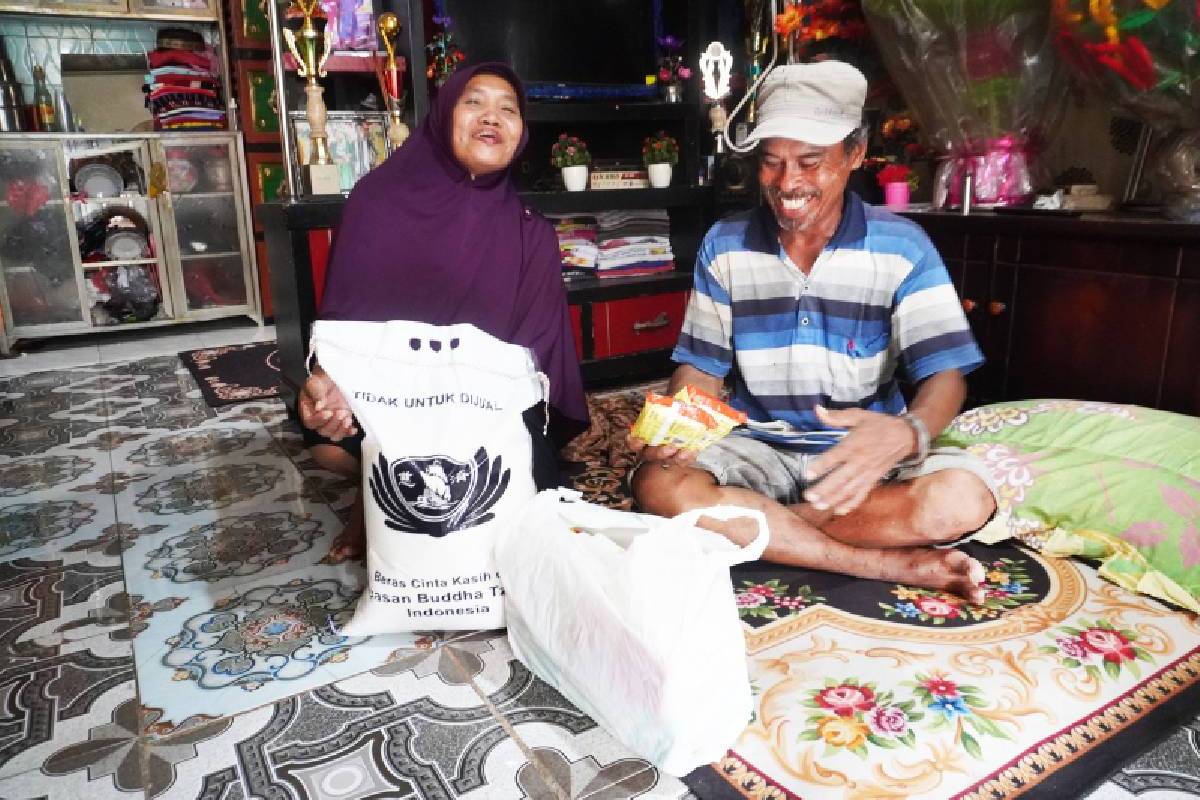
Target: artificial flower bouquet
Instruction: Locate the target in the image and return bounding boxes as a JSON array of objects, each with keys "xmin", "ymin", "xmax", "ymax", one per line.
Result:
[
  {"xmin": 657, "ymin": 34, "xmax": 693, "ymax": 86},
  {"xmin": 642, "ymin": 131, "xmax": 680, "ymax": 166},
  {"xmin": 862, "ymin": 0, "xmax": 1069, "ymax": 208},
  {"xmin": 1053, "ymin": 0, "xmax": 1200, "ymax": 219},
  {"xmin": 876, "ymin": 162, "xmax": 918, "ymax": 190},
  {"xmin": 550, "ymin": 134, "xmax": 592, "ymax": 169},
  {"xmin": 631, "ymin": 385, "xmax": 748, "ymax": 452},
  {"xmin": 1053, "ymin": 0, "xmax": 1199, "ymax": 132}
]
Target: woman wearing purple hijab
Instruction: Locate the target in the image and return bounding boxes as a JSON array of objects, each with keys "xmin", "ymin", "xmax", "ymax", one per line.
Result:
[{"xmin": 299, "ymin": 62, "xmax": 589, "ymax": 558}]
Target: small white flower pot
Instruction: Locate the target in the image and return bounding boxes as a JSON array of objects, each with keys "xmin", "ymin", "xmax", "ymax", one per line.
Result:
[
  {"xmin": 562, "ymin": 165, "xmax": 588, "ymax": 192},
  {"xmin": 648, "ymin": 162, "xmax": 673, "ymax": 189}
]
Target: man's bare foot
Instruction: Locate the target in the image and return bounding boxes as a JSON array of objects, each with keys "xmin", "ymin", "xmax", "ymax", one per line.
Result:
[
  {"xmin": 897, "ymin": 547, "xmax": 987, "ymax": 604},
  {"xmin": 326, "ymin": 490, "xmax": 366, "ymax": 562}
]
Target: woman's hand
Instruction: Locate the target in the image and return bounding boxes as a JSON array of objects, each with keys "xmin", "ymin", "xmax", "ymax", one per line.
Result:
[{"xmin": 299, "ymin": 368, "xmax": 357, "ymax": 441}]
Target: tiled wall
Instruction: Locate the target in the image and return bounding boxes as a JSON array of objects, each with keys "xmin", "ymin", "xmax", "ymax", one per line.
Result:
[{"xmin": 0, "ymin": 14, "xmax": 218, "ymax": 99}]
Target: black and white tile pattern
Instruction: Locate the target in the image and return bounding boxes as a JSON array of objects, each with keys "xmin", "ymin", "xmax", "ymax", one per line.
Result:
[{"xmin": 0, "ymin": 331, "xmax": 691, "ymax": 800}]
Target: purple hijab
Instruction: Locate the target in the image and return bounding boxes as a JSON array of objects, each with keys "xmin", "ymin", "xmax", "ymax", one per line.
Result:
[{"xmin": 319, "ymin": 63, "xmax": 588, "ymax": 443}]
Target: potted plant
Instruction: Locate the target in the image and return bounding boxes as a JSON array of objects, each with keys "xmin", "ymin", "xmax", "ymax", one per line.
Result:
[
  {"xmin": 643, "ymin": 131, "xmax": 679, "ymax": 188},
  {"xmin": 551, "ymin": 134, "xmax": 591, "ymax": 192},
  {"xmin": 876, "ymin": 162, "xmax": 918, "ymax": 209}
]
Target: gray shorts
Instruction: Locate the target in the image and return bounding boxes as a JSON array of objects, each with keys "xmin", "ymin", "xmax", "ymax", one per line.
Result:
[{"xmin": 676, "ymin": 433, "xmax": 1006, "ymax": 546}]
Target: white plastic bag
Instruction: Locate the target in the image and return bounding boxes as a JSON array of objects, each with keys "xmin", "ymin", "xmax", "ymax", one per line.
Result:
[
  {"xmin": 312, "ymin": 320, "xmax": 546, "ymax": 634},
  {"xmin": 495, "ymin": 488, "xmax": 769, "ymax": 777}
]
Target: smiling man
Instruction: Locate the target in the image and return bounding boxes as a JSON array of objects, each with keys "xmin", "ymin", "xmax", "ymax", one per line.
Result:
[{"xmin": 631, "ymin": 61, "xmax": 1003, "ymax": 603}]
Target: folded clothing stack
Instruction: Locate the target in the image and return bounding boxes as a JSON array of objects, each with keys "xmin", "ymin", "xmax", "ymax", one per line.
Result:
[
  {"xmin": 595, "ymin": 209, "xmax": 674, "ymax": 278},
  {"xmin": 144, "ymin": 48, "xmax": 226, "ymax": 131},
  {"xmin": 548, "ymin": 214, "xmax": 599, "ymax": 278}
]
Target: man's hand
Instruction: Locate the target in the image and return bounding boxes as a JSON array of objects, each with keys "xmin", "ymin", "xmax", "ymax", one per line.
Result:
[
  {"xmin": 627, "ymin": 435, "xmax": 700, "ymax": 468},
  {"xmin": 803, "ymin": 406, "xmax": 916, "ymax": 516},
  {"xmin": 298, "ymin": 368, "xmax": 357, "ymax": 441}
]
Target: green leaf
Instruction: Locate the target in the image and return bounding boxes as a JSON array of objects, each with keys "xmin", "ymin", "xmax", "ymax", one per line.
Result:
[
  {"xmin": 900, "ymin": 732, "xmax": 917, "ymax": 747},
  {"xmin": 1135, "ymin": 649, "xmax": 1154, "ymax": 663},
  {"xmin": 1062, "ymin": 626, "xmax": 1083, "ymax": 637},
  {"xmin": 852, "ymin": 746, "xmax": 870, "ymax": 759},
  {"xmin": 1119, "ymin": 8, "xmax": 1157, "ymax": 30},
  {"xmin": 806, "ymin": 714, "xmax": 828, "ymax": 724},
  {"xmin": 1039, "ymin": 646, "xmax": 1060, "ymax": 655},
  {"xmin": 1128, "ymin": 660, "xmax": 1142, "ymax": 680},
  {"xmin": 963, "ymin": 695, "xmax": 988, "ymax": 708},
  {"xmin": 1104, "ymin": 659, "xmax": 1121, "ymax": 680},
  {"xmin": 798, "ymin": 729, "xmax": 822, "ymax": 741},
  {"xmin": 1086, "ymin": 664, "xmax": 1102, "ymax": 682},
  {"xmin": 958, "ymin": 685, "xmax": 982, "ymax": 694},
  {"xmin": 961, "ymin": 731, "xmax": 983, "ymax": 760},
  {"xmin": 1063, "ymin": 658, "xmax": 1081, "ymax": 669},
  {"xmin": 802, "ymin": 699, "xmax": 823, "ymax": 708}
]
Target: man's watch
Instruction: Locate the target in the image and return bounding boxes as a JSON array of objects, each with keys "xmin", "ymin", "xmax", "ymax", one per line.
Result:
[{"xmin": 899, "ymin": 412, "xmax": 930, "ymax": 466}]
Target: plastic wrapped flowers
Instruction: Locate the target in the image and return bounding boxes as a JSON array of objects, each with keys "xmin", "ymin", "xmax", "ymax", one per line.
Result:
[{"xmin": 862, "ymin": 0, "xmax": 1069, "ymax": 208}]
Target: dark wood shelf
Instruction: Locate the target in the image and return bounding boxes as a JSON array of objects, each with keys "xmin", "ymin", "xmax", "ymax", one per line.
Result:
[
  {"xmin": 524, "ymin": 100, "xmax": 689, "ymax": 123},
  {"xmin": 565, "ymin": 270, "xmax": 692, "ymax": 303},
  {"xmin": 520, "ymin": 185, "xmax": 712, "ymax": 213}
]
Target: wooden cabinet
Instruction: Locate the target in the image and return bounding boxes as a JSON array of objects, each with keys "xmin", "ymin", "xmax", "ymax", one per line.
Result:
[{"xmin": 909, "ymin": 211, "xmax": 1200, "ymax": 416}]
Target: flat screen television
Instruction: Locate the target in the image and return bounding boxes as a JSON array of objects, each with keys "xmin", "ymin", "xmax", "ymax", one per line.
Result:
[{"xmin": 442, "ymin": 0, "xmax": 662, "ymax": 88}]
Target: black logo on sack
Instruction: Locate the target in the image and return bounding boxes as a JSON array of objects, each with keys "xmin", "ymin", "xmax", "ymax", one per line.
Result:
[{"xmin": 368, "ymin": 448, "xmax": 510, "ymax": 537}]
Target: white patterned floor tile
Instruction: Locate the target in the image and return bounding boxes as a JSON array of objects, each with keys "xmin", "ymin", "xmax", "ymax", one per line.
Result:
[
  {"xmin": 196, "ymin": 323, "xmax": 275, "ymax": 349},
  {"xmin": 463, "ymin": 635, "xmax": 683, "ymax": 800},
  {"xmin": 0, "ymin": 345, "xmax": 102, "ymax": 377},
  {"xmin": 151, "ymin": 650, "xmax": 508, "ymax": 800},
  {"xmin": 130, "ymin": 555, "xmax": 439, "ymax": 739},
  {"xmin": 97, "ymin": 334, "xmax": 207, "ymax": 365},
  {"xmin": 0, "ymin": 635, "xmax": 135, "ymax": 782}
]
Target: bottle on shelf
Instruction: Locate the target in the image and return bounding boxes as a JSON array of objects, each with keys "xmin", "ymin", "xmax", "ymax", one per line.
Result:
[{"xmin": 31, "ymin": 66, "xmax": 56, "ymax": 132}]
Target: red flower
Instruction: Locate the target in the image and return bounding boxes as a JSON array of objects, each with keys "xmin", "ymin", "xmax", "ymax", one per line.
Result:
[
  {"xmin": 1083, "ymin": 36, "xmax": 1157, "ymax": 91},
  {"xmin": 921, "ymin": 677, "xmax": 959, "ymax": 696},
  {"xmin": 875, "ymin": 163, "xmax": 913, "ymax": 188},
  {"xmin": 816, "ymin": 684, "xmax": 876, "ymax": 717},
  {"xmin": 1080, "ymin": 626, "xmax": 1136, "ymax": 663},
  {"xmin": 747, "ymin": 584, "xmax": 777, "ymax": 597},
  {"xmin": 914, "ymin": 596, "xmax": 960, "ymax": 618}
]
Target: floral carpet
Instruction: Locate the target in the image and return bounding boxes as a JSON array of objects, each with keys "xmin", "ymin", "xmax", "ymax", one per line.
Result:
[
  {"xmin": 570, "ymin": 385, "xmax": 1200, "ymax": 800},
  {"xmin": 0, "ymin": 364, "xmax": 1197, "ymax": 799}
]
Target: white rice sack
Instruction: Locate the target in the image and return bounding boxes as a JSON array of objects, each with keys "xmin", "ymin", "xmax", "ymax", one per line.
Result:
[{"xmin": 312, "ymin": 320, "xmax": 546, "ymax": 633}]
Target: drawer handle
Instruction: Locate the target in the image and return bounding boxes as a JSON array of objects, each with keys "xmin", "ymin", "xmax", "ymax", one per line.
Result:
[
  {"xmin": 989, "ymin": 301, "xmax": 1007, "ymax": 316},
  {"xmin": 961, "ymin": 298, "xmax": 978, "ymax": 313},
  {"xmin": 633, "ymin": 312, "xmax": 671, "ymax": 332}
]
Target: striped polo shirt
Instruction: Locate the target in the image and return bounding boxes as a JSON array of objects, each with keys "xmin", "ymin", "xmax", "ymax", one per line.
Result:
[{"xmin": 672, "ymin": 192, "xmax": 982, "ymax": 441}]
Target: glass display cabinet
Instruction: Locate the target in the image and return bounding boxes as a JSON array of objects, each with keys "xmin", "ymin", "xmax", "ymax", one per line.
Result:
[{"xmin": 0, "ymin": 132, "xmax": 259, "ymax": 352}]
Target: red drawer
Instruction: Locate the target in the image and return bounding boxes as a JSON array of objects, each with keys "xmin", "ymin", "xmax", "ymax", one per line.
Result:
[
  {"xmin": 569, "ymin": 304, "xmax": 584, "ymax": 360},
  {"xmin": 592, "ymin": 291, "xmax": 687, "ymax": 359}
]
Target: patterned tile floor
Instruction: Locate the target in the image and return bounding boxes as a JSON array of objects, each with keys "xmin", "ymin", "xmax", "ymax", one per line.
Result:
[
  {"xmin": 0, "ymin": 324, "xmax": 695, "ymax": 800},
  {"xmin": 0, "ymin": 323, "xmax": 1196, "ymax": 800}
]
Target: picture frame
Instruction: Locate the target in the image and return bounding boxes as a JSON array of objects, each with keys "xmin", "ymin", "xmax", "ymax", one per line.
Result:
[
  {"xmin": 237, "ymin": 62, "xmax": 280, "ymax": 144},
  {"xmin": 245, "ymin": 152, "xmax": 287, "ymax": 218},
  {"xmin": 230, "ymin": 0, "xmax": 271, "ymax": 47},
  {"xmin": 288, "ymin": 111, "xmax": 388, "ymax": 194},
  {"xmin": 318, "ymin": 0, "xmax": 377, "ymax": 51},
  {"xmin": 129, "ymin": 0, "xmax": 217, "ymax": 18}
]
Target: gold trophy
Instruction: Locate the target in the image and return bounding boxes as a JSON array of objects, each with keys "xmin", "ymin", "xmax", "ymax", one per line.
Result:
[
  {"xmin": 282, "ymin": 0, "xmax": 341, "ymax": 195},
  {"xmin": 375, "ymin": 12, "xmax": 409, "ymax": 152}
]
